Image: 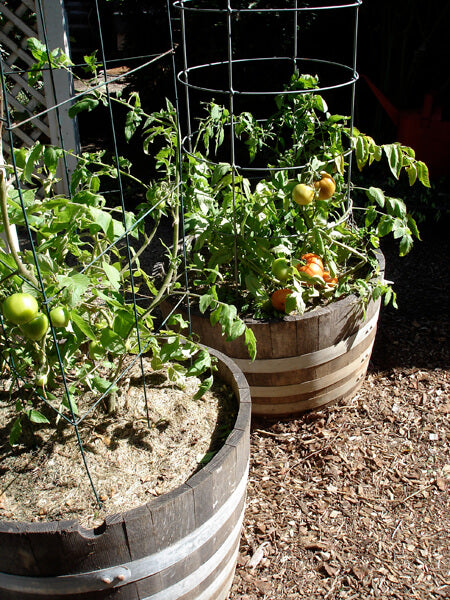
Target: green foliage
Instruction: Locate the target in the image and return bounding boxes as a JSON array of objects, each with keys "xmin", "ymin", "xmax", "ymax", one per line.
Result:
[
  {"xmin": 178, "ymin": 73, "xmax": 427, "ymax": 319},
  {"xmin": 0, "ymin": 53, "xmax": 428, "ymax": 445},
  {"xmin": 0, "ymin": 56, "xmax": 241, "ymax": 443}
]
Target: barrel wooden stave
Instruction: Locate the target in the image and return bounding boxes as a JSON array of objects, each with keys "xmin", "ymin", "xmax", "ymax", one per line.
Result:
[
  {"xmin": 162, "ymin": 292, "xmax": 381, "ymax": 416},
  {"xmin": 251, "ymin": 350, "xmax": 373, "ymax": 416},
  {"xmin": 243, "ymin": 322, "xmax": 376, "ymax": 388}
]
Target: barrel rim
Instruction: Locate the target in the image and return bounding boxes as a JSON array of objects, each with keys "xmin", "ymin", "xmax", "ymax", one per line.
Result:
[{"xmin": 0, "ymin": 346, "xmax": 251, "ymax": 535}]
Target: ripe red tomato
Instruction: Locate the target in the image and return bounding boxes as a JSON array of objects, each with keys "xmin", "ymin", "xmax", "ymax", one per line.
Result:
[{"xmin": 271, "ymin": 288, "xmax": 292, "ymax": 312}]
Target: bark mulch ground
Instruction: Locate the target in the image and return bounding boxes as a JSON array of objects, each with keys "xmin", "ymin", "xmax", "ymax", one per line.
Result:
[{"xmin": 230, "ymin": 221, "xmax": 450, "ymax": 600}]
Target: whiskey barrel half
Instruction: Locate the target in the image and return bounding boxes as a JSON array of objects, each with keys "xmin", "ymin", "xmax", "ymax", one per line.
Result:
[
  {"xmin": 162, "ymin": 253, "xmax": 384, "ymax": 417},
  {"xmin": 0, "ymin": 347, "xmax": 251, "ymax": 600}
]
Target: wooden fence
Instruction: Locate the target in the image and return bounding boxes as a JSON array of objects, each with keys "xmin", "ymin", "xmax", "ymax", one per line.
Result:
[{"xmin": 0, "ymin": 0, "xmax": 79, "ymax": 166}]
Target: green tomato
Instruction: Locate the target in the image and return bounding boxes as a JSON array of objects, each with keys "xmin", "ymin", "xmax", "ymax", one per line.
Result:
[
  {"xmin": 271, "ymin": 257, "xmax": 290, "ymax": 282},
  {"xmin": 260, "ymin": 298, "xmax": 273, "ymax": 313},
  {"xmin": 35, "ymin": 373, "xmax": 48, "ymax": 387},
  {"xmin": 20, "ymin": 313, "xmax": 49, "ymax": 341},
  {"xmin": 89, "ymin": 340, "xmax": 104, "ymax": 360},
  {"xmin": 50, "ymin": 306, "xmax": 70, "ymax": 328},
  {"xmin": 2, "ymin": 293, "xmax": 39, "ymax": 325},
  {"xmin": 292, "ymin": 183, "xmax": 315, "ymax": 206}
]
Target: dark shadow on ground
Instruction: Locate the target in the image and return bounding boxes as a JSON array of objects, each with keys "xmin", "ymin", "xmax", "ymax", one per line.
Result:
[{"xmin": 370, "ymin": 220, "xmax": 449, "ymax": 372}]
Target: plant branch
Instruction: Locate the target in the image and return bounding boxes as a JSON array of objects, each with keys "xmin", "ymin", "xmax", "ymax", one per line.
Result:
[
  {"xmin": 0, "ymin": 172, "xmax": 39, "ymax": 288},
  {"xmin": 321, "ymin": 229, "xmax": 368, "ymax": 263}
]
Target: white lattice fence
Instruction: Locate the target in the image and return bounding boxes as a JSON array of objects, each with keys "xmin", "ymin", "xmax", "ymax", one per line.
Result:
[{"xmin": 0, "ymin": 0, "xmax": 79, "ymax": 169}]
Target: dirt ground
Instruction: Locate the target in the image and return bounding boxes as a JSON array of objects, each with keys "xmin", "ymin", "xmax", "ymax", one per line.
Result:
[{"xmin": 230, "ymin": 221, "xmax": 450, "ymax": 600}]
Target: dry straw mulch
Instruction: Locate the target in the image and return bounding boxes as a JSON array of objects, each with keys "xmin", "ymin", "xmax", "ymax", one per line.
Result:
[
  {"xmin": 230, "ymin": 226, "xmax": 450, "ymax": 600},
  {"xmin": 0, "ymin": 360, "xmax": 235, "ymax": 529}
]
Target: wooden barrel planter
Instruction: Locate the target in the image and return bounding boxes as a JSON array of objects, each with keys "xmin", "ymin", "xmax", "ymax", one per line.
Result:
[
  {"xmin": 163, "ymin": 254, "xmax": 385, "ymax": 418},
  {"xmin": 0, "ymin": 347, "xmax": 251, "ymax": 600}
]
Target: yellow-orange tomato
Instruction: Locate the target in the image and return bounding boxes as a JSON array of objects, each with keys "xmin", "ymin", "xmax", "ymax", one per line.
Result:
[
  {"xmin": 301, "ymin": 253, "xmax": 324, "ymax": 270},
  {"xmin": 314, "ymin": 173, "xmax": 336, "ymax": 200},
  {"xmin": 271, "ymin": 288, "xmax": 292, "ymax": 312},
  {"xmin": 297, "ymin": 261, "xmax": 324, "ymax": 279},
  {"xmin": 292, "ymin": 183, "xmax": 315, "ymax": 205}
]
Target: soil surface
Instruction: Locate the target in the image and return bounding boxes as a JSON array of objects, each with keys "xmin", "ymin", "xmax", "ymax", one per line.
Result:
[
  {"xmin": 230, "ymin": 221, "xmax": 450, "ymax": 600},
  {"xmin": 0, "ymin": 361, "xmax": 236, "ymax": 530}
]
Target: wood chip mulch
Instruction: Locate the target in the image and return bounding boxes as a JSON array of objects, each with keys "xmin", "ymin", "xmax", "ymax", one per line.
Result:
[{"xmin": 230, "ymin": 222, "xmax": 450, "ymax": 600}]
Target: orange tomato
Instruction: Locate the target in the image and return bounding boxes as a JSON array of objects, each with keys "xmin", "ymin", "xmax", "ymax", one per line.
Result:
[
  {"xmin": 314, "ymin": 173, "xmax": 336, "ymax": 200},
  {"xmin": 271, "ymin": 288, "xmax": 292, "ymax": 312},
  {"xmin": 301, "ymin": 253, "xmax": 324, "ymax": 270},
  {"xmin": 297, "ymin": 261, "xmax": 324, "ymax": 279},
  {"xmin": 322, "ymin": 271, "xmax": 338, "ymax": 286}
]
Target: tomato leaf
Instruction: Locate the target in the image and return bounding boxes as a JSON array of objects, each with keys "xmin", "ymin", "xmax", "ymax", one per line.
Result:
[
  {"xmin": 193, "ymin": 374, "xmax": 214, "ymax": 400},
  {"xmin": 366, "ymin": 186, "xmax": 385, "ymax": 208},
  {"xmin": 92, "ymin": 376, "xmax": 117, "ymax": 395},
  {"xmin": 68, "ymin": 95, "xmax": 100, "ymax": 118},
  {"xmin": 24, "ymin": 143, "xmax": 43, "ymax": 183},
  {"xmin": 27, "ymin": 409, "xmax": 50, "ymax": 424},
  {"xmin": 245, "ymin": 329, "xmax": 257, "ymax": 361},
  {"xmin": 383, "ymin": 143, "xmax": 403, "ymax": 179},
  {"xmin": 62, "ymin": 393, "xmax": 79, "ymax": 416},
  {"xmin": 167, "ymin": 313, "xmax": 190, "ymax": 330},
  {"xmin": 100, "ymin": 328, "xmax": 127, "ymax": 355},
  {"xmin": 199, "ymin": 293, "xmax": 214, "ymax": 314},
  {"xmin": 9, "ymin": 418, "xmax": 22, "ymax": 446},
  {"xmin": 210, "ymin": 305, "xmax": 222, "ymax": 327},
  {"xmin": 399, "ymin": 232, "xmax": 414, "ymax": 256},
  {"xmin": 416, "ymin": 161, "xmax": 430, "ymax": 187},
  {"xmin": 56, "ymin": 273, "xmax": 90, "ymax": 307},
  {"xmin": 102, "ymin": 261, "xmax": 121, "ymax": 291},
  {"xmin": 227, "ymin": 319, "xmax": 246, "ymax": 341},
  {"xmin": 70, "ymin": 310, "xmax": 97, "ymax": 341},
  {"xmin": 167, "ymin": 363, "xmax": 187, "ymax": 386},
  {"xmin": 187, "ymin": 349, "xmax": 211, "ymax": 377}
]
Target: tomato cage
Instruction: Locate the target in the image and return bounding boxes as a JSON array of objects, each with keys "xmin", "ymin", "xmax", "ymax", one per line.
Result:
[
  {"xmin": 0, "ymin": 0, "xmax": 202, "ymax": 513},
  {"xmin": 171, "ymin": 0, "xmax": 362, "ymax": 296}
]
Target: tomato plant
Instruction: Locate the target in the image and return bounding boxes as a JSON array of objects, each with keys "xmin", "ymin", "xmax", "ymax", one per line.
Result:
[
  {"xmin": 177, "ymin": 73, "xmax": 427, "ymax": 320},
  {"xmin": 0, "ymin": 45, "xmax": 255, "ymax": 444}
]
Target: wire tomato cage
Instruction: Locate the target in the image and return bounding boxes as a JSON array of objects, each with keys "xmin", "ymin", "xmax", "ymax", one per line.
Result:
[{"xmin": 172, "ymin": 0, "xmax": 363, "ymax": 281}]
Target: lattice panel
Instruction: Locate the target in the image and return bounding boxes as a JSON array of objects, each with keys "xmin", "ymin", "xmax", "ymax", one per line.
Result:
[{"xmin": 0, "ymin": 0, "xmax": 51, "ymax": 159}]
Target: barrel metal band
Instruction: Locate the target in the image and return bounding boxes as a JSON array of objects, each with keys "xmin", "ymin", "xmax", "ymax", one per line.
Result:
[
  {"xmin": 0, "ymin": 461, "xmax": 249, "ymax": 595},
  {"xmin": 250, "ymin": 339, "xmax": 375, "ymax": 397},
  {"xmin": 252, "ymin": 361, "xmax": 369, "ymax": 415},
  {"xmin": 141, "ymin": 513, "xmax": 243, "ymax": 600},
  {"xmin": 234, "ymin": 308, "xmax": 380, "ymax": 373}
]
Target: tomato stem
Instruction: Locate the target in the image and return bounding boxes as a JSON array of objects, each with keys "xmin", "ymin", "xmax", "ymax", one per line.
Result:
[
  {"xmin": 0, "ymin": 172, "xmax": 39, "ymax": 288},
  {"xmin": 321, "ymin": 229, "xmax": 368, "ymax": 263}
]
